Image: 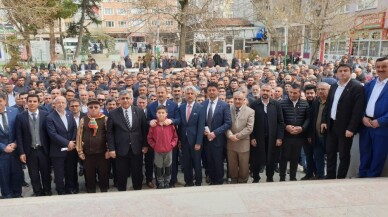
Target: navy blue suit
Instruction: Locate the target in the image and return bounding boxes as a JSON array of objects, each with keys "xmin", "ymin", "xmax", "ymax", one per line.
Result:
[
  {"xmin": 178, "ymin": 102, "xmax": 205, "ymax": 185},
  {"xmin": 146, "ymin": 100, "xmax": 180, "ymax": 186},
  {"xmin": 16, "ymin": 110, "xmax": 51, "ymax": 195},
  {"xmin": 202, "ymin": 99, "xmax": 232, "ymax": 184},
  {"xmin": 46, "ymin": 110, "xmax": 78, "ymax": 194},
  {"xmin": 359, "ymin": 78, "xmax": 388, "ymax": 177},
  {"xmin": 0, "ymin": 107, "xmax": 23, "ymax": 198}
]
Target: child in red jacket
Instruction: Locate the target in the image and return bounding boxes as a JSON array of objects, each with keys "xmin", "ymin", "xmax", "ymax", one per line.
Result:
[{"xmin": 147, "ymin": 105, "xmax": 178, "ymax": 189}]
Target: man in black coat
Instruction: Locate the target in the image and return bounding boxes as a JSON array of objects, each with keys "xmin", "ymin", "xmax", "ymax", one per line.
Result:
[
  {"xmin": 16, "ymin": 94, "xmax": 51, "ymax": 196},
  {"xmin": 280, "ymin": 83, "xmax": 310, "ymax": 181},
  {"xmin": 107, "ymin": 90, "xmax": 148, "ymax": 191},
  {"xmin": 250, "ymin": 84, "xmax": 284, "ymax": 182},
  {"xmin": 321, "ymin": 64, "xmax": 365, "ymax": 179}
]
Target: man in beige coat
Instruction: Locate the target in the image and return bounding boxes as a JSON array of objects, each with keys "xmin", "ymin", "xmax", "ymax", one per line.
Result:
[{"xmin": 226, "ymin": 91, "xmax": 255, "ymax": 183}]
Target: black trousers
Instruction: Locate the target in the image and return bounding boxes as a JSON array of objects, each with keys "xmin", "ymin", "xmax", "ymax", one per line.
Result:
[
  {"xmin": 144, "ymin": 147, "xmax": 154, "ymax": 183},
  {"xmin": 26, "ymin": 149, "xmax": 51, "ymax": 194},
  {"xmin": 280, "ymin": 137, "xmax": 304, "ymax": 179},
  {"xmin": 302, "ymin": 140, "xmax": 316, "ymax": 177},
  {"xmin": 170, "ymin": 146, "xmax": 179, "ymax": 185},
  {"xmin": 84, "ymin": 153, "xmax": 110, "ymax": 193},
  {"xmin": 51, "ymin": 150, "xmax": 78, "ymax": 194},
  {"xmin": 326, "ymin": 129, "xmax": 353, "ymax": 179},
  {"xmin": 115, "ymin": 150, "xmax": 143, "ymax": 191}
]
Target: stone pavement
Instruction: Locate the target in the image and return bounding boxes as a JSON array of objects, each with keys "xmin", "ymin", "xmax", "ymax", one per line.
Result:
[{"xmin": 2, "ymin": 178, "xmax": 388, "ymax": 217}]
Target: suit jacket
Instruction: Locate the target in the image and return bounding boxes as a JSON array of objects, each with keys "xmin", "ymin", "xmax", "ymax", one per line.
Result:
[
  {"xmin": 322, "ymin": 79, "xmax": 365, "ymax": 135},
  {"xmin": 146, "ymin": 100, "xmax": 180, "ymax": 126},
  {"xmin": 363, "ymin": 78, "xmax": 388, "ymax": 133},
  {"xmin": 178, "ymin": 102, "xmax": 206, "ymax": 146},
  {"xmin": 226, "ymin": 105, "xmax": 255, "ymax": 152},
  {"xmin": 16, "ymin": 110, "xmax": 50, "ymax": 156},
  {"xmin": 107, "ymin": 106, "xmax": 147, "ymax": 156},
  {"xmin": 46, "ymin": 111, "xmax": 77, "ymax": 158},
  {"xmin": 202, "ymin": 99, "xmax": 232, "ymax": 147},
  {"xmin": 0, "ymin": 107, "xmax": 18, "ymax": 155},
  {"xmin": 250, "ymin": 99, "xmax": 284, "ymax": 165}
]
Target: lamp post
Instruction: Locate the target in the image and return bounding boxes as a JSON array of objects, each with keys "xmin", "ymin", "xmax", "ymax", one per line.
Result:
[{"xmin": 283, "ymin": 18, "xmax": 288, "ymax": 66}]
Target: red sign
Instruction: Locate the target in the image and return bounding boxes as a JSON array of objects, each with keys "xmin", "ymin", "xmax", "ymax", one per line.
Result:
[
  {"xmin": 319, "ymin": 33, "xmax": 326, "ymax": 62},
  {"xmin": 354, "ymin": 12, "xmax": 386, "ymax": 30}
]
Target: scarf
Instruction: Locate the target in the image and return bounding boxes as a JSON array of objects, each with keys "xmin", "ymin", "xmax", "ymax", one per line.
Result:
[{"xmin": 87, "ymin": 113, "xmax": 105, "ymax": 136}]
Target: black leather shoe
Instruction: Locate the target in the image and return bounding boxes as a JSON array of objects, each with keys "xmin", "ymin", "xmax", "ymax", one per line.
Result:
[
  {"xmin": 184, "ymin": 183, "xmax": 194, "ymax": 187},
  {"xmin": 290, "ymin": 177, "xmax": 297, "ymax": 181},
  {"xmin": 44, "ymin": 191, "xmax": 52, "ymax": 196},
  {"xmin": 252, "ymin": 178, "xmax": 260, "ymax": 183},
  {"xmin": 279, "ymin": 177, "xmax": 286, "ymax": 182},
  {"xmin": 205, "ymin": 176, "xmax": 211, "ymax": 184},
  {"xmin": 266, "ymin": 178, "xmax": 274, "ymax": 182},
  {"xmin": 301, "ymin": 175, "xmax": 312, "ymax": 180}
]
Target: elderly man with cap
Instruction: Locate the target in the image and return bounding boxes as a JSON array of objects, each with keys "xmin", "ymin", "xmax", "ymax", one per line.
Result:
[{"xmin": 76, "ymin": 99, "xmax": 110, "ymax": 193}]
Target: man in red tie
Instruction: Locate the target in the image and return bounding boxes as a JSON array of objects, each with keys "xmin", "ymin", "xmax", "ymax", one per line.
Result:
[{"xmin": 178, "ymin": 86, "xmax": 206, "ymax": 186}]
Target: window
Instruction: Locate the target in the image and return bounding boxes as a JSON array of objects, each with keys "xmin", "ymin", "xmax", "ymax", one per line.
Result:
[
  {"xmin": 105, "ymin": 21, "xmax": 114, "ymax": 28},
  {"xmin": 117, "ymin": 8, "xmax": 126, "ymax": 15},
  {"xmin": 130, "ymin": 8, "xmax": 145, "ymax": 14},
  {"xmin": 151, "ymin": 20, "xmax": 158, "ymax": 26},
  {"xmin": 129, "ymin": 19, "xmax": 145, "ymax": 27},
  {"xmin": 357, "ymin": 0, "xmax": 377, "ymax": 10},
  {"xmin": 104, "ymin": 8, "xmax": 113, "ymax": 15},
  {"xmin": 118, "ymin": 21, "xmax": 127, "ymax": 28}
]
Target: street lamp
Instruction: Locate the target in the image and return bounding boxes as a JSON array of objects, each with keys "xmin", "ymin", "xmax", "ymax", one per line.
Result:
[{"xmin": 283, "ymin": 18, "xmax": 288, "ymax": 66}]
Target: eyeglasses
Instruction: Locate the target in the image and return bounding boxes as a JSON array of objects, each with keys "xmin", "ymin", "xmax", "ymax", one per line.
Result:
[
  {"xmin": 70, "ymin": 105, "xmax": 80, "ymax": 107},
  {"xmin": 120, "ymin": 97, "xmax": 131, "ymax": 100},
  {"xmin": 97, "ymin": 99, "xmax": 105, "ymax": 101},
  {"xmin": 88, "ymin": 106, "xmax": 99, "ymax": 109}
]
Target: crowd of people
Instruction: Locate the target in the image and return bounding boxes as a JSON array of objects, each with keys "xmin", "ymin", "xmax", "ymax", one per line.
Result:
[{"xmin": 0, "ymin": 53, "xmax": 387, "ymax": 199}]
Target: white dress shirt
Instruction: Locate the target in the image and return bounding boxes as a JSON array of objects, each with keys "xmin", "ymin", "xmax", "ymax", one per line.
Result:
[
  {"xmin": 0, "ymin": 108, "xmax": 8, "ymax": 131},
  {"xmin": 28, "ymin": 110, "xmax": 39, "ymax": 121},
  {"xmin": 7, "ymin": 93, "xmax": 16, "ymax": 107},
  {"xmin": 365, "ymin": 78, "xmax": 388, "ymax": 117},
  {"xmin": 331, "ymin": 79, "xmax": 351, "ymax": 120},
  {"xmin": 57, "ymin": 110, "xmax": 68, "ymax": 131},
  {"xmin": 122, "ymin": 106, "xmax": 133, "ymax": 127},
  {"xmin": 73, "ymin": 112, "xmax": 81, "ymax": 128},
  {"xmin": 207, "ymin": 98, "xmax": 218, "ymax": 117}
]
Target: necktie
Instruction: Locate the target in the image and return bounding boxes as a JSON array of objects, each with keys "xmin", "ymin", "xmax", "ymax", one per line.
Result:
[
  {"xmin": 207, "ymin": 101, "xmax": 213, "ymax": 130},
  {"xmin": 186, "ymin": 104, "xmax": 192, "ymax": 122},
  {"xmin": 32, "ymin": 112, "xmax": 37, "ymax": 122},
  {"xmin": 1, "ymin": 112, "xmax": 8, "ymax": 134},
  {"xmin": 125, "ymin": 110, "xmax": 131, "ymax": 129},
  {"xmin": 236, "ymin": 108, "xmax": 240, "ymax": 116}
]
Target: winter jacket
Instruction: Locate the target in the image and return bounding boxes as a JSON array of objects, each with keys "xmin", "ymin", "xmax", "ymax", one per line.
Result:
[{"xmin": 147, "ymin": 122, "xmax": 178, "ymax": 153}]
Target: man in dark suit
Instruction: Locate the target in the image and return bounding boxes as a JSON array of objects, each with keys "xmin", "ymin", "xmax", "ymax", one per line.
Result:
[
  {"xmin": 16, "ymin": 94, "xmax": 51, "ymax": 196},
  {"xmin": 178, "ymin": 86, "xmax": 205, "ymax": 186},
  {"xmin": 321, "ymin": 64, "xmax": 365, "ymax": 179},
  {"xmin": 202, "ymin": 82, "xmax": 232, "ymax": 185},
  {"xmin": 46, "ymin": 96, "xmax": 78, "ymax": 195},
  {"xmin": 250, "ymin": 84, "xmax": 284, "ymax": 182},
  {"xmin": 147, "ymin": 86, "xmax": 180, "ymax": 187},
  {"xmin": 107, "ymin": 90, "xmax": 148, "ymax": 191},
  {"xmin": 0, "ymin": 93, "xmax": 23, "ymax": 199},
  {"xmin": 359, "ymin": 57, "xmax": 388, "ymax": 177}
]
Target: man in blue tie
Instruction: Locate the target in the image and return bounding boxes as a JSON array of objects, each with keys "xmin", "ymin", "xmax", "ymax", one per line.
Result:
[
  {"xmin": 0, "ymin": 93, "xmax": 23, "ymax": 199},
  {"xmin": 202, "ymin": 82, "xmax": 232, "ymax": 185}
]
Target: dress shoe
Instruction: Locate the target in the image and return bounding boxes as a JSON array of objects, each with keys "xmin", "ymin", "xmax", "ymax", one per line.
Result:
[
  {"xmin": 157, "ymin": 182, "xmax": 165, "ymax": 189},
  {"xmin": 44, "ymin": 191, "xmax": 52, "ymax": 196},
  {"xmin": 146, "ymin": 182, "xmax": 156, "ymax": 189},
  {"xmin": 22, "ymin": 182, "xmax": 29, "ymax": 187},
  {"xmin": 169, "ymin": 183, "xmax": 175, "ymax": 188},
  {"xmin": 32, "ymin": 192, "xmax": 43, "ymax": 197},
  {"xmin": 194, "ymin": 183, "xmax": 201, "ymax": 186},
  {"xmin": 252, "ymin": 178, "xmax": 260, "ymax": 183},
  {"xmin": 301, "ymin": 175, "xmax": 313, "ymax": 180},
  {"xmin": 266, "ymin": 178, "xmax": 274, "ymax": 182},
  {"xmin": 184, "ymin": 182, "xmax": 194, "ymax": 187},
  {"xmin": 290, "ymin": 177, "xmax": 297, "ymax": 181},
  {"xmin": 205, "ymin": 176, "xmax": 211, "ymax": 184},
  {"xmin": 279, "ymin": 177, "xmax": 286, "ymax": 182}
]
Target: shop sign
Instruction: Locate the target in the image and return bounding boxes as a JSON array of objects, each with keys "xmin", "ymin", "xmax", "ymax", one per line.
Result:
[{"xmin": 355, "ymin": 12, "xmax": 386, "ymax": 30}]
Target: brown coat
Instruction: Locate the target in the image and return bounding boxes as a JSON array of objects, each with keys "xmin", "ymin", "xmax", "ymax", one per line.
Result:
[{"xmin": 226, "ymin": 105, "xmax": 255, "ymax": 152}]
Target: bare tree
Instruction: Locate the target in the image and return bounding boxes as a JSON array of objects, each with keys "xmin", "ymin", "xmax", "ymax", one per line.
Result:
[{"xmin": 251, "ymin": 0, "xmax": 355, "ymax": 62}]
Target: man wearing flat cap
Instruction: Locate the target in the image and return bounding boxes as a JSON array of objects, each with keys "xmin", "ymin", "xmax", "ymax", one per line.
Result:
[{"xmin": 76, "ymin": 99, "xmax": 110, "ymax": 193}]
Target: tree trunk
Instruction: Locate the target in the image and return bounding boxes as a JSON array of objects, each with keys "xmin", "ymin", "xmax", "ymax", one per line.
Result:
[
  {"xmin": 49, "ymin": 19, "xmax": 56, "ymax": 61},
  {"xmin": 178, "ymin": 0, "xmax": 188, "ymax": 59},
  {"xmin": 22, "ymin": 30, "xmax": 32, "ymax": 62},
  {"xmin": 58, "ymin": 18, "xmax": 67, "ymax": 60},
  {"xmin": 74, "ymin": 0, "xmax": 86, "ymax": 58}
]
